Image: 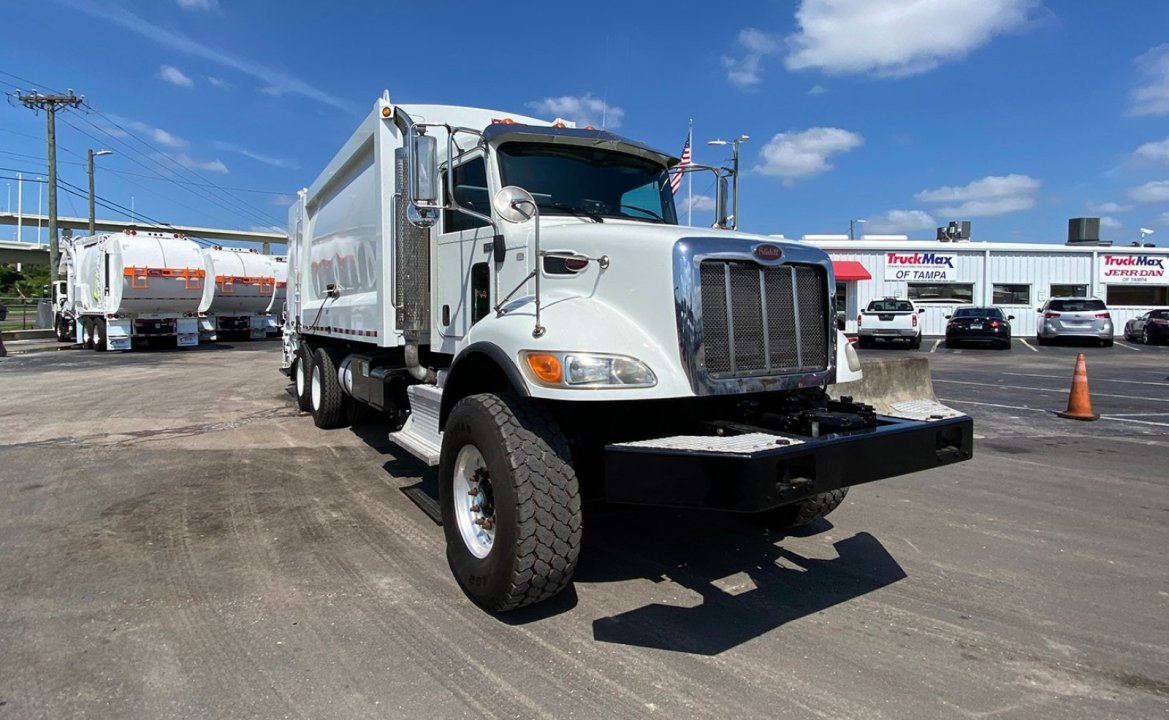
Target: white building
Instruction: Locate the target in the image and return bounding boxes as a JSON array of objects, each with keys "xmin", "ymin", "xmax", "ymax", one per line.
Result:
[{"xmin": 798, "ymin": 238, "xmax": 1169, "ymax": 337}]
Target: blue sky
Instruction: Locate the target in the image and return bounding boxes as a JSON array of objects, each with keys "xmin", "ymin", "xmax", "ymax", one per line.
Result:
[{"xmin": 2, "ymin": 0, "xmax": 1168, "ymax": 247}]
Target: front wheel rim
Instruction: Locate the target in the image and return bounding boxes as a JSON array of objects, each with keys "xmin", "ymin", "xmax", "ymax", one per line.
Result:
[{"xmin": 452, "ymin": 445, "xmax": 495, "ymax": 559}]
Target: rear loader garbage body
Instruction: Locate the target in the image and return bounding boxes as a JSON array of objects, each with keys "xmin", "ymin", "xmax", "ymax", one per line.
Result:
[
  {"xmin": 198, "ymin": 247, "xmax": 280, "ymax": 340},
  {"xmin": 281, "ymin": 92, "xmax": 974, "ymax": 612},
  {"xmin": 60, "ymin": 230, "xmax": 205, "ymax": 351}
]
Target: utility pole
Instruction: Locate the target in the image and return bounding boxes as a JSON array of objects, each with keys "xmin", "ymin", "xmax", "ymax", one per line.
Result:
[{"xmin": 18, "ymin": 90, "xmax": 85, "ymax": 283}]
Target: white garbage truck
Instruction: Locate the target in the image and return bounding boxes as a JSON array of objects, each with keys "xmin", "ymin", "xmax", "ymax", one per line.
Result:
[
  {"xmin": 198, "ymin": 247, "xmax": 280, "ymax": 340},
  {"xmin": 58, "ymin": 230, "xmax": 205, "ymax": 351},
  {"xmin": 282, "ymin": 93, "xmax": 973, "ymax": 611}
]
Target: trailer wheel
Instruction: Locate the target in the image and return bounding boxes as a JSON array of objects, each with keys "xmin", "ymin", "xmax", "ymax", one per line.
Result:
[
  {"xmin": 82, "ymin": 318, "xmax": 95, "ymax": 349},
  {"xmin": 93, "ymin": 318, "xmax": 108, "ymax": 352},
  {"xmin": 294, "ymin": 344, "xmax": 313, "ymax": 412},
  {"xmin": 758, "ymin": 488, "xmax": 850, "ymax": 531},
  {"xmin": 310, "ymin": 347, "xmax": 346, "ymax": 429},
  {"xmin": 439, "ymin": 393, "xmax": 582, "ymax": 612}
]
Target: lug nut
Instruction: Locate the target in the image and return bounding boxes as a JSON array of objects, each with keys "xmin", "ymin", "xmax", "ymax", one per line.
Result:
[
  {"xmin": 470, "ymin": 504, "xmax": 481, "ymax": 512},
  {"xmin": 467, "ymin": 486, "xmax": 479, "ymax": 496}
]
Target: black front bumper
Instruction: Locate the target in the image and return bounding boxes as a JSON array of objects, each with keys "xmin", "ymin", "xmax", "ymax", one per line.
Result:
[{"xmin": 604, "ymin": 414, "xmax": 973, "ymax": 512}]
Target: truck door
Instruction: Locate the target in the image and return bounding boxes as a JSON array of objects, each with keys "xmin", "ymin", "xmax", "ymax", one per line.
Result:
[{"xmin": 435, "ymin": 152, "xmax": 493, "ymax": 341}]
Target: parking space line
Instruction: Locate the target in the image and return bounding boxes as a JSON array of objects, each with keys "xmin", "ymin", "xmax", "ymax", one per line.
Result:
[
  {"xmin": 1106, "ymin": 412, "xmax": 1169, "ymax": 417},
  {"xmin": 1099, "ymin": 416, "xmax": 1169, "ymax": 428},
  {"xmin": 1114, "ymin": 342, "xmax": 1142, "ymax": 352},
  {"xmin": 940, "ymin": 398, "xmax": 1048, "ymax": 413},
  {"xmin": 941, "ymin": 399, "xmax": 1169, "ymax": 427},
  {"xmin": 1018, "ymin": 338, "xmax": 1039, "ymax": 352},
  {"xmin": 1003, "ymin": 372, "xmax": 1169, "ymax": 387},
  {"xmin": 934, "ymin": 378, "xmax": 1169, "ymax": 403},
  {"xmin": 931, "ymin": 339, "xmax": 941, "ymax": 353}
]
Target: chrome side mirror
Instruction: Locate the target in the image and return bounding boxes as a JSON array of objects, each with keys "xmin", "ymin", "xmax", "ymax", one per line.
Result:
[
  {"xmin": 408, "ymin": 132, "xmax": 438, "ymax": 204},
  {"xmin": 714, "ymin": 175, "xmax": 729, "ymax": 228}
]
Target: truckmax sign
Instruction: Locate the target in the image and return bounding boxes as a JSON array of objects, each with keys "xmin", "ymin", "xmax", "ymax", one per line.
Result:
[
  {"xmin": 1099, "ymin": 254, "xmax": 1167, "ymax": 285},
  {"xmin": 884, "ymin": 252, "xmax": 957, "ymax": 281}
]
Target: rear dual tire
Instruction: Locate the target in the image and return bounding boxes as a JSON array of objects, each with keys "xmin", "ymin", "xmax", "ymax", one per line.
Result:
[{"xmin": 309, "ymin": 347, "xmax": 346, "ymax": 429}]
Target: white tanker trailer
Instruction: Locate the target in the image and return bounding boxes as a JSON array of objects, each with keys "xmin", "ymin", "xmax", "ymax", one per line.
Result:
[
  {"xmin": 198, "ymin": 247, "xmax": 280, "ymax": 340},
  {"xmin": 58, "ymin": 230, "xmax": 205, "ymax": 351}
]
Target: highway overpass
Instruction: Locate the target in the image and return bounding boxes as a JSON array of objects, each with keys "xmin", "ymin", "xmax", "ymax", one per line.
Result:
[{"xmin": 0, "ymin": 213, "xmax": 286, "ymax": 263}]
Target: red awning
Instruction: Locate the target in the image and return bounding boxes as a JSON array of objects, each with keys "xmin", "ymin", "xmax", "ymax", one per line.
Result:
[{"xmin": 832, "ymin": 260, "xmax": 872, "ymax": 281}]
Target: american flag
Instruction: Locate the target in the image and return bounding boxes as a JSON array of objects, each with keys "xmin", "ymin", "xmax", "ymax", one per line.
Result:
[{"xmin": 670, "ymin": 132, "xmax": 692, "ymax": 195}]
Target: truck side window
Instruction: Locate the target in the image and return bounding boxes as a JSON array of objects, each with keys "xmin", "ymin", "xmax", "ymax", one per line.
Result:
[{"xmin": 443, "ymin": 157, "xmax": 490, "ymax": 233}]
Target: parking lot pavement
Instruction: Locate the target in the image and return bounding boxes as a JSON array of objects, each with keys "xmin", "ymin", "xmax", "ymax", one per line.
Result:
[
  {"xmin": 860, "ymin": 337, "xmax": 1169, "ymax": 438},
  {"xmin": 2, "ymin": 343, "xmax": 1167, "ymax": 719}
]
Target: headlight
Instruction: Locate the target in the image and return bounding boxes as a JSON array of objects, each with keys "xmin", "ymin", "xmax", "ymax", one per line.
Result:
[{"xmin": 521, "ymin": 351, "xmax": 656, "ymax": 388}]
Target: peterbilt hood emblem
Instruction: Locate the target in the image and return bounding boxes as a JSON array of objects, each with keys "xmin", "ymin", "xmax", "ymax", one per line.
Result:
[{"xmin": 753, "ymin": 243, "xmax": 783, "ymax": 262}]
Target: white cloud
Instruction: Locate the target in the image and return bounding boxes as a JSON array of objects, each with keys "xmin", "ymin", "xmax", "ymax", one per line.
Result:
[
  {"xmin": 722, "ymin": 28, "xmax": 782, "ymax": 89},
  {"xmin": 214, "ymin": 141, "xmax": 299, "ymax": 169},
  {"xmin": 1129, "ymin": 44, "xmax": 1169, "ymax": 116},
  {"xmin": 915, "ymin": 174, "xmax": 1040, "ymax": 217},
  {"xmin": 863, "ymin": 209, "xmax": 937, "ymax": 234},
  {"xmin": 1099, "ymin": 216, "xmax": 1123, "ymax": 231},
  {"xmin": 177, "ymin": 0, "xmax": 219, "ymax": 11},
  {"xmin": 1087, "ymin": 201, "xmax": 1133, "ymax": 213},
  {"xmin": 1156, "ymin": 212, "xmax": 1169, "ymax": 227},
  {"xmin": 526, "ymin": 94, "xmax": 623, "ymax": 129},
  {"xmin": 753, "ymin": 127, "xmax": 863, "ymax": 183},
  {"xmin": 1135, "ymin": 136, "xmax": 1169, "ymax": 163},
  {"xmin": 172, "ymin": 153, "xmax": 229, "ymax": 174},
  {"xmin": 1129, "ymin": 180, "xmax": 1169, "ymax": 203},
  {"xmin": 158, "ymin": 65, "xmax": 193, "ymax": 87},
  {"xmin": 251, "ymin": 225, "xmax": 285, "ymax": 234},
  {"xmin": 808, "ymin": 84, "xmax": 827, "ymax": 96},
  {"xmin": 207, "ymin": 76, "xmax": 231, "ymax": 89},
  {"xmin": 271, "ymin": 194, "xmax": 295, "ymax": 207},
  {"xmin": 785, "ymin": 0, "xmax": 1037, "ymax": 78},
  {"xmin": 681, "ymin": 195, "xmax": 717, "ymax": 214},
  {"xmin": 108, "ymin": 116, "xmax": 188, "ymax": 148},
  {"xmin": 55, "ymin": 0, "xmax": 351, "ymax": 112}
]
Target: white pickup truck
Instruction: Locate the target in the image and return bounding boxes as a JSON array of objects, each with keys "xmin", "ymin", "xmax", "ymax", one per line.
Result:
[{"xmin": 856, "ymin": 298, "xmax": 925, "ymax": 349}]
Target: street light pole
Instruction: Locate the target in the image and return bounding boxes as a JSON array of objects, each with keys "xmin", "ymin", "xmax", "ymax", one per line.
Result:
[
  {"xmin": 707, "ymin": 134, "xmax": 750, "ymax": 230},
  {"xmin": 849, "ymin": 218, "xmax": 866, "ymax": 240},
  {"xmin": 88, "ymin": 149, "xmax": 113, "ymax": 235}
]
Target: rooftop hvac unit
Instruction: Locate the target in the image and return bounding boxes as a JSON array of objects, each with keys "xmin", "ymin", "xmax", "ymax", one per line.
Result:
[
  {"xmin": 1067, "ymin": 217, "xmax": 1101, "ymax": 245},
  {"xmin": 937, "ymin": 221, "xmax": 971, "ymax": 242}
]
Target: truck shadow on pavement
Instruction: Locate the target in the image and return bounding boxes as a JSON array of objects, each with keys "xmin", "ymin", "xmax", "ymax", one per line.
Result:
[
  {"xmin": 578, "ymin": 506, "xmax": 906, "ymax": 655},
  {"xmin": 348, "ymin": 423, "xmax": 906, "ymax": 652}
]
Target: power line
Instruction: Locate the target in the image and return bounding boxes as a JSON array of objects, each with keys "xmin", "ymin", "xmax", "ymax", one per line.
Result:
[
  {"xmin": 76, "ymin": 103, "xmax": 281, "ymax": 228},
  {"xmin": 59, "ymin": 116, "xmax": 280, "ymax": 230}
]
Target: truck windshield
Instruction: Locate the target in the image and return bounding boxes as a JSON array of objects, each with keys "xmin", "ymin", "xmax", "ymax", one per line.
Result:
[{"xmin": 497, "ymin": 142, "xmax": 678, "ymax": 224}]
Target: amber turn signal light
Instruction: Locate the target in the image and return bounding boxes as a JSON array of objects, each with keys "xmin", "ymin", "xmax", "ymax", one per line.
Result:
[{"xmin": 525, "ymin": 353, "xmax": 563, "ymax": 384}]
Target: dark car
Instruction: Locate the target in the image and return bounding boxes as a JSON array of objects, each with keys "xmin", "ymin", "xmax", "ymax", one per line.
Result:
[
  {"xmin": 945, "ymin": 306, "xmax": 1013, "ymax": 349},
  {"xmin": 1123, "ymin": 308, "xmax": 1169, "ymax": 345}
]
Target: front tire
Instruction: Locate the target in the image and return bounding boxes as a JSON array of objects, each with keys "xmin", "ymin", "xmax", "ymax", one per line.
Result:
[
  {"xmin": 439, "ymin": 393, "xmax": 582, "ymax": 612},
  {"xmin": 759, "ymin": 488, "xmax": 850, "ymax": 531},
  {"xmin": 309, "ymin": 347, "xmax": 346, "ymax": 429}
]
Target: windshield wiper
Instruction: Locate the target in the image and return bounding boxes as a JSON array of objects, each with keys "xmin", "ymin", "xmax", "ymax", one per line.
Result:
[
  {"xmin": 618, "ymin": 203, "xmax": 665, "ymax": 222},
  {"xmin": 540, "ymin": 201, "xmax": 604, "ymax": 223}
]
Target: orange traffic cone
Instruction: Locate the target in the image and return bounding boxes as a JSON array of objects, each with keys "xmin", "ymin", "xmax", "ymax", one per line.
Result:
[{"xmin": 1057, "ymin": 352, "xmax": 1099, "ymax": 421}]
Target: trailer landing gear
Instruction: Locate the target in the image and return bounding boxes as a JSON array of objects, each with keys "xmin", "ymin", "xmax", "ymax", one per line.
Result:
[{"xmin": 440, "ymin": 393, "xmax": 582, "ymax": 612}]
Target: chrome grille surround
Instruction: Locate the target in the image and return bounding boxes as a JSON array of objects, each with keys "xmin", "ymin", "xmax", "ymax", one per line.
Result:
[{"xmin": 673, "ymin": 238, "xmax": 836, "ymax": 396}]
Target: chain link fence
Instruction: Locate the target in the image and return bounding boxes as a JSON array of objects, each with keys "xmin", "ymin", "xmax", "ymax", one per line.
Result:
[{"xmin": 0, "ymin": 297, "xmax": 51, "ymax": 332}]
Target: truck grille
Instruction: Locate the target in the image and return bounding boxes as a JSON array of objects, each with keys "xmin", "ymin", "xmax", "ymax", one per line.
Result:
[{"xmin": 699, "ymin": 261, "xmax": 829, "ymax": 376}]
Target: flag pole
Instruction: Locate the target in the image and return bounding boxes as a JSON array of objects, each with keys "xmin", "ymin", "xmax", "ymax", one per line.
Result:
[{"xmin": 686, "ymin": 119, "xmax": 693, "ymax": 226}]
